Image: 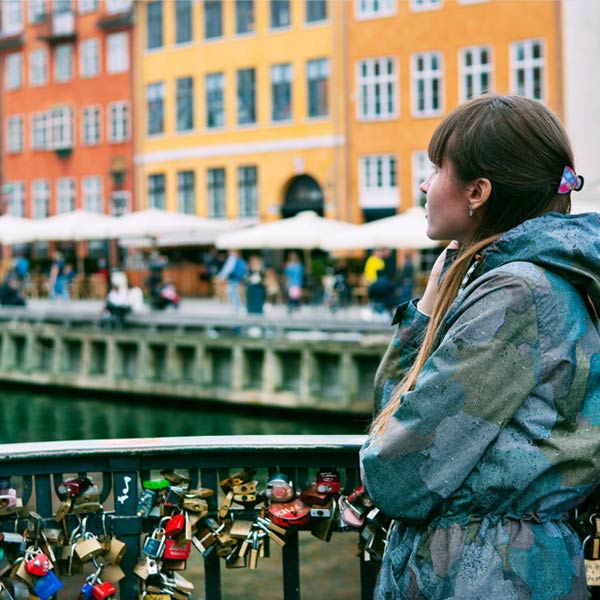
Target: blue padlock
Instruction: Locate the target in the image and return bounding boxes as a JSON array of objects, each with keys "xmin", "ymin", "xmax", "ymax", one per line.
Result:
[
  {"xmin": 33, "ymin": 570, "xmax": 64, "ymax": 600},
  {"xmin": 78, "ymin": 581, "xmax": 94, "ymax": 600}
]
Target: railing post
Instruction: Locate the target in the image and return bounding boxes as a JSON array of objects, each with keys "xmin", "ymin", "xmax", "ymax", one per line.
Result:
[{"xmin": 281, "ymin": 528, "xmax": 301, "ymax": 600}]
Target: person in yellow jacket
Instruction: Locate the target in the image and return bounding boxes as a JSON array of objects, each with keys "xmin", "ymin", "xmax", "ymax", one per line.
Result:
[{"xmin": 363, "ymin": 248, "xmax": 387, "ymax": 284}]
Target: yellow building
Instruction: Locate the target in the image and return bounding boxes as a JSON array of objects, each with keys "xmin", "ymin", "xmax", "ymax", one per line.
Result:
[
  {"xmin": 133, "ymin": 0, "xmax": 348, "ymax": 223},
  {"xmin": 347, "ymin": 0, "xmax": 562, "ymax": 221}
]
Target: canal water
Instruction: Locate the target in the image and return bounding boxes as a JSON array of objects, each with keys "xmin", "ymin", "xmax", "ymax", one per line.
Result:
[{"xmin": 0, "ymin": 385, "xmax": 369, "ymax": 444}]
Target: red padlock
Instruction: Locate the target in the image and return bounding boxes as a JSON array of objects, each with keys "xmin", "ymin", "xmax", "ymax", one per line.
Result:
[
  {"xmin": 316, "ymin": 469, "xmax": 341, "ymax": 494},
  {"xmin": 25, "ymin": 550, "xmax": 51, "ymax": 577},
  {"xmin": 267, "ymin": 499, "xmax": 311, "ymax": 528},
  {"xmin": 163, "ymin": 539, "xmax": 191, "ymax": 560},
  {"xmin": 164, "ymin": 513, "xmax": 185, "ymax": 538},
  {"xmin": 91, "ymin": 581, "xmax": 116, "ymax": 600}
]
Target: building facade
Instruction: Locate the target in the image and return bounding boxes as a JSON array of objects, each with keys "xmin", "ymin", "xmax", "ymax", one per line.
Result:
[
  {"xmin": 133, "ymin": 0, "xmax": 348, "ymax": 223},
  {"xmin": 0, "ymin": 0, "xmax": 134, "ymax": 233}
]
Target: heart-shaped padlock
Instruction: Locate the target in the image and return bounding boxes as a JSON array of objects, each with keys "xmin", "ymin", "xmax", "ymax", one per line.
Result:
[{"xmin": 25, "ymin": 549, "xmax": 51, "ymax": 577}]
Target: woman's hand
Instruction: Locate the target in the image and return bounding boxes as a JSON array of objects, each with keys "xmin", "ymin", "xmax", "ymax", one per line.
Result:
[{"xmin": 417, "ymin": 240, "xmax": 460, "ymax": 316}]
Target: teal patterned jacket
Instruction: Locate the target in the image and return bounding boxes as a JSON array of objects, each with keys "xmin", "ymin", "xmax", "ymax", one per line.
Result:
[{"xmin": 360, "ymin": 212, "xmax": 600, "ymax": 599}]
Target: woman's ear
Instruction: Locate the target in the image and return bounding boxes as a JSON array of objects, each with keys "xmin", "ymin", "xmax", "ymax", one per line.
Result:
[{"xmin": 468, "ymin": 178, "xmax": 492, "ymax": 210}]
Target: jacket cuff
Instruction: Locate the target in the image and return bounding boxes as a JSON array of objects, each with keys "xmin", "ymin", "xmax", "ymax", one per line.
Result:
[{"xmin": 391, "ymin": 299, "xmax": 430, "ymax": 349}]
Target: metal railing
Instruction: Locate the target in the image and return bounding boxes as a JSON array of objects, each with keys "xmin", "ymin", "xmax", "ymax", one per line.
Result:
[{"xmin": 0, "ymin": 435, "xmax": 375, "ymax": 600}]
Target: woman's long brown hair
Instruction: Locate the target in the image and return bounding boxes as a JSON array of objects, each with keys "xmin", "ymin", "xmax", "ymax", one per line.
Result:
[{"xmin": 371, "ymin": 95, "xmax": 574, "ymax": 435}]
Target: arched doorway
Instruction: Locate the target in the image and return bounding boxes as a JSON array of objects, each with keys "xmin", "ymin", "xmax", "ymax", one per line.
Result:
[{"xmin": 282, "ymin": 175, "xmax": 324, "ymax": 218}]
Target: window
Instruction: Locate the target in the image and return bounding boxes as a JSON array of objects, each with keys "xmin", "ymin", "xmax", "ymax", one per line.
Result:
[
  {"xmin": 54, "ymin": 43, "xmax": 73, "ymax": 82},
  {"xmin": 175, "ymin": 0, "xmax": 192, "ymax": 44},
  {"xmin": 148, "ymin": 174, "xmax": 166, "ymax": 209},
  {"xmin": 511, "ymin": 39, "xmax": 544, "ymax": 101},
  {"xmin": 2, "ymin": 0, "xmax": 23, "ymax": 34},
  {"xmin": 106, "ymin": 0, "xmax": 132, "ymax": 14},
  {"xmin": 176, "ymin": 77, "xmax": 194, "ymax": 132},
  {"xmin": 108, "ymin": 101, "xmax": 128, "ymax": 142},
  {"xmin": 177, "ymin": 171, "xmax": 195, "ymax": 214},
  {"xmin": 205, "ymin": 73, "xmax": 224, "ymax": 129},
  {"xmin": 358, "ymin": 154, "xmax": 398, "ymax": 208},
  {"xmin": 29, "ymin": 0, "xmax": 47, "ymax": 23},
  {"xmin": 48, "ymin": 106, "xmax": 73, "ymax": 149},
  {"xmin": 82, "ymin": 176, "xmax": 103, "ymax": 213},
  {"xmin": 357, "ymin": 57, "xmax": 397, "ymax": 120},
  {"xmin": 271, "ymin": 63, "xmax": 292, "ymax": 122},
  {"xmin": 460, "ymin": 45, "xmax": 491, "ymax": 101},
  {"xmin": 307, "ymin": 58, "xmax": 329, "ymax": 118},
  {"xmin": 356, "ymin": 0, "xmax": 395, "ymax": 18},
  {"xmin": 306, "ymin": 0, "xmax": 326, "ymax": 23},
  {"xmin": 5, "ymin": 182, "xmax": 25, "ymax": 217},
  {"xmin": 107, "ymin": 32, "xmax": 128, "ymax": 73},
  {"xmin": 412, "ymin": 51, "xmax": 443, "ymax": 117},
  {"xmin": 147, "ymin": 82, "xmax": 165, "ymax": 135},
  {"xmin": 235, "ymin": 0, "xmax": 254, "ymax": 34},
  {"xmin": 6, "ymin": 116, "xmax": 24, "ymax": 153},
  {"xmin": 57, "ymin": 178, "xmax": 75, "ymax": 213},
  {"xmin": 78, "ymin": 0, "xmax": 97, "ymax": 13},
  {"xmin": 80, "ymin": 38, "xmax": 100, "ymax": 78},
  {"xmin": 146, "ymin": 0, "xmax": 163, "ymax": 49},
  {"xmin": 31, "ymin": 112, "xmax": 47, "ymax": 149},
  {"xmin": 410, "ymin": 0, "xmax": 441, "ymax": 10},
  {"xmin": 82, "ymin": 106, "xmax": 101, "ymax": 145},
  {"xmin": 411, "ymin": 151, "xmax": 429, "ymax": 207},
  {"xmin": 238, "ymin": 166, "xmax": 257, "ymax": 217},
  {"xmin": 204, "ymin": 1, "xmax": 222, "ymax": 39},
  {"xmin": 29, "ymin": 49, "xmax": 48, "ymax": 86},
  {"xmin": 237, "ymin": 68, "xmax": 256, "ymax": 125},
  {"xmin": 5, "ymin": 53, "xmax": 22, "ymax": 90},
  {"xmin": 270, "ymin": 0, "xmax": 290, "ymax": 28},
  {"xmin": 207, "ymin": 168, "xmax": 226, "ymax": 217},
  {"xmin": 32, "ymin": 180, "xmax": 50, "ymax": 219}
]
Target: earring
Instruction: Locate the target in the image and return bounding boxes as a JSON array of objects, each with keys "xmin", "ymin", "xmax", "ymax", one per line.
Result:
[{"xmin": 468, "ymin": 204, "xmax": 474, "ymax": 217}]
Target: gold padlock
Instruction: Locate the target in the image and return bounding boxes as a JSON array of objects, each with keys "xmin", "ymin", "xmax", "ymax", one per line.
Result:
[
  {"xmin": 104, "ymin": 537, "xmax": 127, "ymax": 565},
  {"xmin": 74, "ymin": 534, "xmax": 103, "ymax": 562},
  {"xmin": 101, "ymin": 563, "xmax": 126, "ymax": 584}
]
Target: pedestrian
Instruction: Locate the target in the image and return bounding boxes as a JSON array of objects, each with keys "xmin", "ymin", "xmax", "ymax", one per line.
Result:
[
  {"xmin": 363, "ymin": 248, "xmax": 386, "ymax": 285},
  {"xmin": 0, "ymin": 275, "xmax": 26, "ymax": 307},
  {"xmin": 102, "ymin": 283, "xmax": 131, "ymax": 329},
  {"xmin": 13, "ymin": 253, "xmax": 29, "ymax": 295},
  {"xmin": 245, "ymin": 255, "xmax": 266, "ymax": 315},
  {"xmin": 283, "ymin": 251, "xmax": 304, "ymax": 314},
  {"xmin": 360, "ymin": 95, "xmax": 600, "ymax": 599},
  {"xmin": 49, "ymin": 251, "xmax": 69, "ymax": 301},
  {"xmin": 217, "ymin": 249, "xmax": 248, "ymax": 315}
]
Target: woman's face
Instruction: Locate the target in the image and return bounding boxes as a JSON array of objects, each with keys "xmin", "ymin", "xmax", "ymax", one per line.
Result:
[{"xmin": 420, "ymin": 160, "xmax": 479, "ymax": 243}]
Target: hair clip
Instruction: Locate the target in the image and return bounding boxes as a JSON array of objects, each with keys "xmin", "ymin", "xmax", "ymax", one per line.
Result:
[{"xmin": 558, "ymin": 166, "xmax": 584, "ymax": 194}]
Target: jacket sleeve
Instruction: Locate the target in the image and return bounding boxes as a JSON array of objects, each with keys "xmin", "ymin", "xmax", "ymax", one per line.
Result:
[
  {"xmin": 361, "ymin": 272, "xmax": 540, "ymax": 522},
  {"xmin": 373, "ymin": 299, "xmax": 430, "ymax": 416}
]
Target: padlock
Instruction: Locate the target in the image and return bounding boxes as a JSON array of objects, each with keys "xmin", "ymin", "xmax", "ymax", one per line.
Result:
[
  {"xmin": 73, "ymin": 484, "xmax": 100, "ymax": 505},
  {"xmin": 185, "ymin": 488, "xmax": 214, "ymax": 499},
  {"xmin": 231, "ymin": 481, "xmax": 258, "ymax": 495},
  {"xmin": 300, "ymin": 483, "xmax": 330, "ymax": 506},
  {"xmin": 264, "ymin": 473, "xmax": 294, "ymax": 503},
  {"xmin": 163, "ymin": 487, "xmax": 185, "ymax": 509},
  {"xmin": 58, "ymin": 477, "xmax": 93, "ymax": 498},
  {"xmin": 220, "ymin": 469, "xmax": 255, "ymax": 491},
  {"xmin": 316, "ymin": 468, "xmax": 341, "ymax": 494},
  {"xmin": 75, "ymin": 533, "xmax": 104, "ymax": 562},
  {"xmin": 0, "ymin": 487, "xmax": 21, "ymax": 516},
  {"xmin": 267, "ymin": 498, "xmax": 310, "ymax": 527},
  {"xmin": 104, "ymin": 536, "xmax": 127, "ymax": 565},
  {"xmin": 79, "ymin": 580, "xmax": 94, "ymax": 600},
  {"xmin": 142, "ymin": 479, "xmax": 171, "ymax": 491},
  {"xmin": 14, "ymin": 557, "xmax": 36, "ymax": 589},
  {"xmin": 164, "ymin": 514, "xmax": 185, "ymax": 538},
  {"xmin": 32, "ymin": 570, "xmax": 64, "ymax": 600},
  {"xmin": 92, "ymin": 581, "xmax": 116, "ymax": 600},
  {"xmin": 137, "ymin": 489, "xmax": 157, "ymax": 518},
  {"xmin": 100, "ymin": 563, "xmax": 126, "ymax": 584},
  {"xmin": 163, "ymin": 539, "xmax": 191, "ymax": 561},
  {"xmin": 133, "ymin": 557, "xmax": 158, "ymax": 580},
  {"xmin": 142, "ymin": 528, "xmax": 165, "ymax": 559},
  {"xmin": 73, "ymin": 500, "xmax": 103, "ymax": 515},
  {"xmin": 55, "ymin": 496, "xmax": 72, "ymax": 521},
  {"xmin": 24, "ymin": 548, "xmax": 51, "ymax": 577},
  {"xmin": 338, "ymin": 496, "xmax": 365, "ymax": 528},
  {"xmin": 311, "ymin": 499, "xmax": 338, "ymax": 542},
  {"xmin": 160, "ymin": 470, "xmax": 191, "ymax": 486},
  {"xmin": 161, "ymin": 558, "xmax": 187, "ymax": 571},
  {"xmin": 182, "ymin": 496, "xmax": 208, "ymax": 515}
]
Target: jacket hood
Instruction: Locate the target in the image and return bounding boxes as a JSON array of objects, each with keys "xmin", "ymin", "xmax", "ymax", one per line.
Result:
[{"xmin": 477, "ymin": 212, "xmax": 600, "ymax": 312}]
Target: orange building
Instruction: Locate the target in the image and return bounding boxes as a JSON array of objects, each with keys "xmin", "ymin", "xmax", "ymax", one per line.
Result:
[
  {"xmin": 0, "ymin": 0, "xmax": 134, "ymax": 250},
  {"xmin": 347, "ymin": 0, "xmax": 562, "ymax": 222}
]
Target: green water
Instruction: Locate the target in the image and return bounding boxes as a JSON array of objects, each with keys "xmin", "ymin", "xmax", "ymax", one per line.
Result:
[{"xmin": 0, "ymin": 386, "xmax": 368, "ymax": 444}]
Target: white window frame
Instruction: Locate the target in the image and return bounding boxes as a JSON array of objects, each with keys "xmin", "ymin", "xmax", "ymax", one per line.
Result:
[
  {"xmin": 6, "ymin": 115, "xmax": 24, "ymax": 153},
  {"xmin": 177, "ymin": 170, "xmax": 195, "ymax": 214},
  {"xmin": 29, "ymin": 48, "xmax": 48, "ymax": 86},
  {"xmin": 32, "ymin": 179, "xmax": 50, "ymax": 219},
  {"xmin": 5, "ymin": 52, "xmax": 22, "ymax": 90},
  {"xmin": 106, "ymin": 32, "xmax": 129, "ymax": 74},
  {"xmin": 56, "ymin": 177, "xmax": 76, "ymax": 214},
  {"xmin": 29, "ymin": 0, "xmax": 47, "ymax": 23},
  {"xmin": 355, "ymin": 0, "xmax": 396, "ymax": 20},
  {"xmin": 459, "ymin": 45, "xmax": 492, "ymax": 102},
  {"xmin": 79, "ymin": 38, "xmax": 100, "ymax": 78},
  {"xmin": 5, "ymin": 182, "xmax": 25, "ymax": 217},
  {"xmin": 82, "ymin": 176, "xmax": 103, "ymax": 213},
  {"xmin": 510, "ymin": 38, "xmax": 545, "ymax": 101},
  {"xmin": 410, "ymin": 0, "xmax": 442, "ymax": 11},
  {"xmin": 54, "ymin": 43, "xmax": 73, "ymax": 82},
  {"xmin": 358, "ymin": 154, "xmax": 399, "ymax": 209},
  {"xmin": 108, "ymin": 101, "xmax": 129, "ymax": 143},
  {"xmin": 31, "ymin": 112, "xmax": 48, "ymax": 150},
  {"xmin": 411, "ymin": 151, "xmax": 430, "ymax": 207},
  {"xmin": 81, "ymin": 105, "xmax": 102, "ymax": 145},
  {"xmin": 356, "ymin": 57, "xmax": 398, "ymax": 121},
  {"xmin": 2, "ymin": 0, "xmax": 23, "ymax": 34},
  {"xmin": 78, "ymin": 0, "xmax": 98, "ymax": 13},
  {"xmin": 107, "ymin": 0, "xmax": 132, "ymax": 14},
  {"xmin": 411, "ymin": 51, "xmax": 444, "ymax": 117},
  {"xmin": 48, "ymin": 105, "xmax": 73, "ymax": 150}
]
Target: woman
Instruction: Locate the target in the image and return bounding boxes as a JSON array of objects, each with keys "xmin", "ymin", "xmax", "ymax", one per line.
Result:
[
  {"xmin": 360, "ymin": 95, "xmax": 600, "ymax": 599},
  {"xmin": 284, "ymin": 251, "xmax": 304, "ymax": 314}
]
